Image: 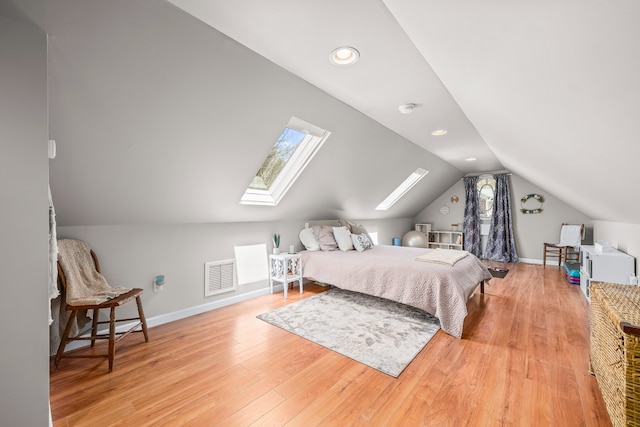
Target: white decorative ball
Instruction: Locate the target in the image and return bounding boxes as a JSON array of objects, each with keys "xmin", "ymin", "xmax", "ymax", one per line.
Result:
[{"xmin": 402, "ymin": 230, "xmax": 428, "ymax": 248}]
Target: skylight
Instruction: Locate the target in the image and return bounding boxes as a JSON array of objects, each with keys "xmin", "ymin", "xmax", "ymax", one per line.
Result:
[
  {"xmin": 240, "ymin": 117, "xmax": 330, "ymax": 206},
  {"xmin": 375, "ymin": 168, "xmax": 428, "ymax": 210}
]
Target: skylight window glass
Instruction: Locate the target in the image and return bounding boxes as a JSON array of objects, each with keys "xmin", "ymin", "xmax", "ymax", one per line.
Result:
[
  {"xmin": 240, "ymin": 117, "xmax": 330, "ymax": 206},
  {"xmin": 249, "ymin": 128, "xmax": 306, "ymax": 190},
  {"xmin": 375, "ymin": 168, "xmax": 428, "ymax": 211}
]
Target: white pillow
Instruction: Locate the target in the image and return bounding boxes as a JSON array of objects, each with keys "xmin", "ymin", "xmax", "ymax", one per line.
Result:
[
  {"xmin": 299, "ymin": 228, "xmax": 320, "ymax": 251},
  {"xmin": 332, "ymin": 226, "xmax": 354, "ymax": 251},
  {"xmin": 351, "ymin": 233, "xmax": 373, "ymax": 252},
  {"xmin": 339, "ymin": 219, "xmax": 374, "ymax": 245}
]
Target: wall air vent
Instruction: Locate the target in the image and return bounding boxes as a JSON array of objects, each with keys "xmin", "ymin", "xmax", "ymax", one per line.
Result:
[{"xmin": 204, "ymin": 259, "xmax": 236, "ymax": 297}]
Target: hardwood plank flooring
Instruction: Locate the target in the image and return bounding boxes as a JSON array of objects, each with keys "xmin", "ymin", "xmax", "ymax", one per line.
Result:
[{"xmin": 50, "ymin": 262, "xmax": 611, "ymax": 426}]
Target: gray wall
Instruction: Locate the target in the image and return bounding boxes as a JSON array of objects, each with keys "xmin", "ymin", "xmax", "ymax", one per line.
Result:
[
  {"xmin": 0, "ymin": 13, "xmax": 50, "ymax": 426},
  {"xmin": 413, "ymin": 174, "xmax": 593, "ymax": 261},
  {"xmin": 39, "ymin": 0, "xmax": 452, "ymax": 329},
  {"xmin": 56, "ymin": 218, "xmax": 413, "ymax": 321},
  {"xmin": 1, "ymin": 1, "xmax": 638, "ymax": 425},
  {"xmin": 594, "ymin": 221, "xmax": 640, "ymax": 260},
  {"xmin": 45, "ymin": 0, "xmax": 461, "ymax": 228}
]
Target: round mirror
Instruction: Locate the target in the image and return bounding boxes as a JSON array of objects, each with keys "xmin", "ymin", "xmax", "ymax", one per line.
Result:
[{"xmin": 440, "ymin": 205, "xmax": 450, "ymax": 215}]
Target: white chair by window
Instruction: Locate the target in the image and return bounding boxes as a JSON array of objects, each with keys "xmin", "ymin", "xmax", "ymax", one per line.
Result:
[{"xmin": 543, "ymin": 224, "xmax": 585, "ymax": 267}]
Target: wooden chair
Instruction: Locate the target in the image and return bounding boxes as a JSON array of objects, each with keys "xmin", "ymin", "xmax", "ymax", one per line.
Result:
[
  {"xmin": 53, "ymin": 242, "xmax": 149, "ymax": 372},
  {"xmin": 543, "ymin": 223, "xmax": 585, "ymax": 268}
]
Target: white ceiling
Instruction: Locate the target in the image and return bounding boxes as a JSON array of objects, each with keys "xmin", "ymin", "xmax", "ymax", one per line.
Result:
[
  {"xmin": 167, "ymin": 0, "xmax": 640, "ymax": 224},
  {"xmin": 165, "ymin": 0, "xmax": 501, "ymax": 173}
]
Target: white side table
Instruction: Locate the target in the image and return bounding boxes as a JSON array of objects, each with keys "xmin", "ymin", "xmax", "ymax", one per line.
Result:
[{"xmin": 269, "ymin": 253, "xmax": 303, "ymax": 299}]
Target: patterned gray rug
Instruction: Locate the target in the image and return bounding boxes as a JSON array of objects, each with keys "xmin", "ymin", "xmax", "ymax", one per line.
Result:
[{"xmin": 257, "ymin": 288, "xmax": 440, "ymax": 377}]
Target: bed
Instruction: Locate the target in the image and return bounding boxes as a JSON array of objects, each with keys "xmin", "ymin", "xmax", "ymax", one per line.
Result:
[{"xmin": 300, "ymin": 245, "xmax": 492, "ymax": 338}]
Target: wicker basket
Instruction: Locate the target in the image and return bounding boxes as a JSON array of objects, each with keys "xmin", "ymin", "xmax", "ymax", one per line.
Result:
[{"xmin": 590, "ymin": 282, "xmax": 640, "ymax": 427}]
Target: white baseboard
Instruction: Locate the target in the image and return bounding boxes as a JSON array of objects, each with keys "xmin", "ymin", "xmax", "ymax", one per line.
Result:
[
  {"xmin": 518, "ymin": 257, "xmax": 564, "ymax": 266},
  {"xmin": 145, "ymin": 285, "xmax": 280, "ymax": 328},
  {"xmin": 519, "ymin": 257, "xmax": 543, "ymax": 265},
  {"xmin": 59, "ymin": 284, "xmax": 285, "ymax": 353},
  {"xmin": 482, "ymin": 258, "xmax": 560, "ymax": 266}
]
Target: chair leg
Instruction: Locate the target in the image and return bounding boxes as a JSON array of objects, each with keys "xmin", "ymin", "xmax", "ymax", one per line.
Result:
[
  {"xmin": 135, "ymin": 296, "xmax": 150, "ymax": 342},
  {"xmin": 90, "ymin": 308, "xmax": 100, "ymax": 347},
  {"xmin": 54, "ymin": 310, "xmax": 78, "ymax": 372},
  {"xmin": 108, "ymin": 306, "xmax": 116, "ymax": 372}
]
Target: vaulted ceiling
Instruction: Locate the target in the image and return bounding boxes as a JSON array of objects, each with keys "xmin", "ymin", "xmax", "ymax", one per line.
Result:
[
  {"xmin": 9, "ymin": 0, "xmax": 640, "ymax": 225},
  {"xmin": 167, "ymin": 0, "xmax": 640, "ymax": 224}
]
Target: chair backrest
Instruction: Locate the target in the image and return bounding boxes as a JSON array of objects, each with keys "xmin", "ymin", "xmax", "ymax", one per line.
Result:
[{"xmin": 560, "ymin": 223, "xmax": 584, "ymax": 246}]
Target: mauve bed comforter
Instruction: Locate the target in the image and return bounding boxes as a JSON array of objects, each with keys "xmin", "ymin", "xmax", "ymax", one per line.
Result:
[{"xmin": 300, "ymin": 245, "xmax": 491, "ymax": 338}]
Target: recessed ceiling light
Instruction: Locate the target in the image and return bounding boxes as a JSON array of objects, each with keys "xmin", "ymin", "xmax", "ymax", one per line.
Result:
[
  {"xmin": 430, "ymin": 129, "xmax": 448, "ymax": 136},
  {"xmin": 329, "ymin": 46, "xmax": 360, "ymax": 66},
  {"xmin": 465, "ymin": 157, "xmax": 477, "ymax": 162}
]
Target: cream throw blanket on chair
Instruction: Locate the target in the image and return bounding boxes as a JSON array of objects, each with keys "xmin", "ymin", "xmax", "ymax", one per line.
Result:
[
  {"xmin": 57, "ymin": 239, "xmax": 130, "ymax": 306},
  {"xmin": 50, "ymin": 239, "xmax": 131, "ymax": 355}
]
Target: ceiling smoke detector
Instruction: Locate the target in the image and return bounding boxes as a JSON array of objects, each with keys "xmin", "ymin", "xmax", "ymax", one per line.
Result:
[{"xmin": 398, "ymin": 103, "xmax": 416, "ymax": 114}]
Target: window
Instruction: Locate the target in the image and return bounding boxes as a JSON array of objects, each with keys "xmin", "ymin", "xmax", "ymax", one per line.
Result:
[
  {"xmin": 375, "ymin": 168, "xmax": 428, "ymax": 210},
  {"xmin": 477, "ymin": 175, "xmax": 496, "ymax": 219},
  {"xmin": 240, "ymin": 117, "xmax": 330, "ymax": 206}
]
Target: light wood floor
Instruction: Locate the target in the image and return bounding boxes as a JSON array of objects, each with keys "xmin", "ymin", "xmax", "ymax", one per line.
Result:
[{"xmin": 50, "ymin": 262, "xmax": 611, "ymax": 426}]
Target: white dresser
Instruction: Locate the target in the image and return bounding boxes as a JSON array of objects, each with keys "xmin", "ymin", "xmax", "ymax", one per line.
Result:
[{"xmin": 580, "ymin": 245, "xmax": 636, "ymax": 300}]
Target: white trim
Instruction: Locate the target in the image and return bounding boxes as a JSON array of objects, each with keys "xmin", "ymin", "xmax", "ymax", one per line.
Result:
[
  {"xmin": 482, "ymin": 258, "xmax": 553, "ymax": 266},
  {"xmin": 240, "ymin": 117, "xmax": 330, "ymax": 206},
  {"xmin": 146, "ymin": 286, "xmax": 279, "ymax": 327},
  {"xmin": 59, "ymin": 285, "xmax": 285, "ymax": 353},
  {"xmin": 239, "ymin": 188, "xmax": 275, "ymax": 206},
  {"xmin": 518, "ymin": 257, "xmax": 561, "ymax": 266},
  {"xmin": 376, "ymin": 168, "xmax": 428, "ymax": 210}
]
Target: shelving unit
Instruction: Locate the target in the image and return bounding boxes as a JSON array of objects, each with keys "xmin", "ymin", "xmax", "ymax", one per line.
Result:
[
  {"xmin": 579, "ymin": 245, "xmax": 636, "ymax": 300},
  {"xmin": 428, "ymin": 230, "xmax": 463, "ymax": 250},
  {"xmin": 415, "ymin": 223, "xmax": 431, "ymax": 234}
]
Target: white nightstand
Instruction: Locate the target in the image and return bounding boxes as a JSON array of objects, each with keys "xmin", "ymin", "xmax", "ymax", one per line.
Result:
[{"xmin": 269, "ymin": 253, "xmax": 303, "ymax": 299}]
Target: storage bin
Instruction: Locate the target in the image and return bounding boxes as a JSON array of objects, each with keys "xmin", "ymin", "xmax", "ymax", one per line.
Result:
[
  {"xmin": 590, "ymin": 282, "xmax": 640, "ymax": 426},
  {"xmin": 595, "ymin": 240, "xmax": 611, "ymax": 254}
]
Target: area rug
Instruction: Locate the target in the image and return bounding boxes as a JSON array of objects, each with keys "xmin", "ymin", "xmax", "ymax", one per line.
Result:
[
  {"xmin": 487, "ymin": 267, "xmax": 509, "ymax": 278},
  {"xmin": 256, "ymin": 288, "xmax": 440, "ymax": 377}
]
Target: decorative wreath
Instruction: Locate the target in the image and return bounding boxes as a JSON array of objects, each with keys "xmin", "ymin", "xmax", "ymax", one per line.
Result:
[{"xmin": 520, "ymin": 193, "xmax": 544, "ymax": 214}]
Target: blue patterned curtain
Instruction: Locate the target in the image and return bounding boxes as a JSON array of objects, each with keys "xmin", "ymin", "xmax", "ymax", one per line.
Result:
[
  {"xmin": 463, "ymin": 176, "xmax": 481, "ymax": 257},
  {"xmin": 485, "ymin": 174, "xmax": 518, "ymax": 262}
]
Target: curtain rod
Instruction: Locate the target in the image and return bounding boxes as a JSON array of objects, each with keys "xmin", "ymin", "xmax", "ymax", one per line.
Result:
[{"xmin": 463, "ymin": 170, "xmax": 511, "ymax": 178}]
